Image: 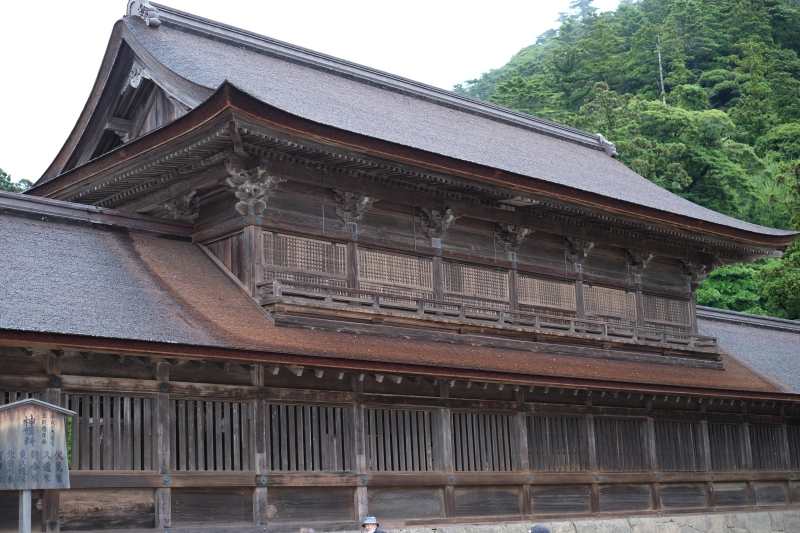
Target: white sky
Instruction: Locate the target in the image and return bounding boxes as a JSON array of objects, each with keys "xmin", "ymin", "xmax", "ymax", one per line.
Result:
[{"xmin": 0, "ymin": 0, "xmax": 619, "ymax": 184}]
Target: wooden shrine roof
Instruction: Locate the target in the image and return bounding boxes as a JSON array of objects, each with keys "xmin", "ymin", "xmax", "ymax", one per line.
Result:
[
  {"xmin": 33, "ymin": 3, "xmax": 796, "ymax": 245},
  {"xmin": 1, "ymin": 192, "xmax": 797, "ymax": 399}
]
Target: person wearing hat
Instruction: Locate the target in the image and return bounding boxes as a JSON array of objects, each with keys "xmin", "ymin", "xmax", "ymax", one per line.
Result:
[
  {"xmin": 529, "ymin": 525, "xmax": 550, "ymax": 533},
  {"xmin": 362, "ymin": 516, "xmax": 385, "ymax": 533}
]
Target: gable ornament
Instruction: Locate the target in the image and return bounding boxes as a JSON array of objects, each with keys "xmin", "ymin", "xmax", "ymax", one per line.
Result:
[
  {"xmin": 127, "ymin": 1, "xmax": 161, "ymax": 27},
  {"xmin": 224, "ymin": 160, "xmax": 285, "ymax": 217},
  {"xmin": 164, "ymin": 190, "xmax": 200, "ymax": 223}
]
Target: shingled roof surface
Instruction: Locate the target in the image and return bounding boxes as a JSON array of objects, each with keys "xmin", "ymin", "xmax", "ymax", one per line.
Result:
[
  {"xmin": 698, "ymin": 307, "xmax": 800, "ymax": 394},
  {"xmin": 1, "ymin": 201, "xmax": 792, "ymax": 397},
  {"xmin": 101, "ymin": 9, "xmax": 793, "ymax": 238}
]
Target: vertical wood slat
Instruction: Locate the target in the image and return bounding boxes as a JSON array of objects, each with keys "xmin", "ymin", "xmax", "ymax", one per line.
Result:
[
  {"xmin": 187, "ymin": 400, "xmax": 196, "ymax": 471},
  {"xmin": 365, "ymin": 408, "xmax": 436, "ymax": 471}
]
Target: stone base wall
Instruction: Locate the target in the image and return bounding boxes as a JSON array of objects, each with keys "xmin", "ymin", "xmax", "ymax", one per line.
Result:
[{"xmin": 368, "ymin": 511, "xmax": 800, "ymax": 533}]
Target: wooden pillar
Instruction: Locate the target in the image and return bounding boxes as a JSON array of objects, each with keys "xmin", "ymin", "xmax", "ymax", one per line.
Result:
[
  {"xmin": 740, "ymin": 404, "xmax": 755, "ymax": 507},
  {"xmin": 586, "ymin": 397, "xmax": 599, "ymax": 514},
  {"xmin": 433, "ymin": 256, "xmax": 444, "ymax": 301},
  {"xmin": 700, "ymin": 404, "xmax": 713, "ymax": 472},
  {"xmin": 509, "ymin": 270, "xmax": 519, "ymax": 311},
  {"xmin": 19, "ymin": 489, "xmax": 31, "ymax": 533},
  {"xmin": 242, "ymin": 224, "xmax": 263, "ymax": 296},
  {"xmin": 352, "ymin": 377, "xmax": 368, "ymax": 521},
  {"xmin": 515, "ymin": 389, "xmax": 531, "ymax": 515},
  {"xmin": 645, "ymin": 402, "xmax": 658, "ymax": 472},
  {"xmin": 635, "ymin": 287, "xmax": 646, "ymax": 327},
  {"xmin": 780, "ymin": 406, "xmax": 791, "ymax": 472},
  {"xmin": 154, "ymin": 361, "xmax": 171, "ymax": 529},
  {"xmin": 347, "ymin": 242, "xmax": 360, "ymax": 290},
  {"xmin": 437, "ymin": 384, "xmax": 455, "ymax": 517},
  {"xmin": 574, "ymin": 280, "xmax": 586, "ymax": 319},
  {"xmin": 251, "ymin": 365, "xmax": 269, "ymax": 525},
  {"xmin": 43, "ymin": 352, "xmax": 62, "ymax": 532},
  {"xmin": 689, "ymin": 294, "xmax": 699, "ymax": 334}
]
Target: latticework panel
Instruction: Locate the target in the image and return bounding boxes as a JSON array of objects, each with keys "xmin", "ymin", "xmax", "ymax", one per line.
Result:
[
  {"xmin": 749, "ymin": 424, "xmax": 785, "ymax": 471},
  {"xmin": 528, "ymin": 416, "xmax": 588, "ymax": 472},
  {"xmin": 643, "ymin": 295, "xmax": 691, "ymax": 325},
  {"xmin": 263, "ymin": 233, "xmax": 346, "ymax": 277},
  {"xmin": 444, "ymin": 295, "xmax": 509, "ymax": 311},
  {"xmin": 359, "ymin": 283, "xmax": 434, "ymax": 302},
  {"xmin": 264, "ymin": 270, "xmax": 347, "ymax": 289},
  {"xmin": 358, "ymin": 249, "xmax": 433, "ymax": 290},
  {"xmin": 789, "ymin": 426, "xmax": 800, "ymax": 470},
  {"xmin": 452, "ymin": 412, "xmax": 517, "ymax": 472},
  {"xmin": 62, "ymin": 394, "xmax": 154, "ymax": 471},
  {"xmin": 518, "ymin": 275, "xmax": 577, "ymax": 311},
  {"xmin": 268, "ymin": 404, "xmax": 352, "ymax": 472},
  {"xmin": 442, "ymin": 262, "xmax": 509, "ymax": 302},
  {"xmin": 655, "ymin": 420, "xmax": 703, "ymax": 472},
  {"xmin": 709, "ymin": 423, "xmax": 743, "ymax": 471},
  {"xmin": 594, "ymin": 418, "xmax": 646, "ymax": 472},
  {"xmin": 366, "ymin": 408, "xmax": 436, "ymax": 472},
  {"xmin": 584, "ymin": 285, "xmax": 637, "ymax": 323},
  {"xmin": 171, "ymin": 399, "xmax": 251, "ymax": 472}
]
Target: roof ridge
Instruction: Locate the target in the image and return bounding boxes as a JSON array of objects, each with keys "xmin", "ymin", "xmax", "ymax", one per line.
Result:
[
  {"xmin": 147, "ymin": 2, "xmax": 614, "ymax": 154},
  {"xmin": 697, "ymin": 305, "xmax": 800, "ymax": 333},
  {"xmin": 2, "ymin": 191, "xmax": 192, "ymax": 236}
]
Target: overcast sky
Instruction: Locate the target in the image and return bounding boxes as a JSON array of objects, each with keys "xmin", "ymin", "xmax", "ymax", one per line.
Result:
[{"xmin": 0, "ymin": 0, "xmax": 619, "ymax": 184}]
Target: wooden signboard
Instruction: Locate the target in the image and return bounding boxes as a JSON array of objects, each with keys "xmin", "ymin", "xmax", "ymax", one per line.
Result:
[{"xmin": 0, "ymin": 399, "xmax": 75, "ymax": 533}]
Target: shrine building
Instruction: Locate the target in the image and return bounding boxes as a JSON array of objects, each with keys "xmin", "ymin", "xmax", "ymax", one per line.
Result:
[{"xmin": 1, "ymin": 1, "xmax": 800, "ymax": 531}]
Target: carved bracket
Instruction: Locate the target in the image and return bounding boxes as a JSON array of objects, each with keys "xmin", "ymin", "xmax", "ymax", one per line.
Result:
[
  {"xmin": 224, "ymin": 160, "xmax": 285, "ymax": 217},
  {"xmin": 566, "ymin": 237, "xmax": 595, "ymax": 263},
  {"xmin": 164, "ymin": 190, "xmax": 200, "ymax": 223},
  {"xmin": 625, "ymin": 249, "xmax": 655, "ymax": 282},
  {"xmin": 680, "ymin": 260, "xmax": 707, "ymax": 292},
  {"xmin": 333, "ymin": 190, "xmax": 376, "ymax": 233},
  {"xmin": 127, "ymin": 1, "xmax": 161, "ymax": 27},
  {"xmin": 126, "ymin": 65, "xmax": 151, "ymax": 91},
  {"xmin": 420, "ymin": 207, "xmax": 458, "ymax": 247},
  {"xmin": 497, "ymin": 224, "xmax": 533, "ymax": 262}
]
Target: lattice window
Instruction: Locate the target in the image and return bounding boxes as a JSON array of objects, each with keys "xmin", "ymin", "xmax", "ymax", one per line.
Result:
[
  {"xmin": 655, "ymin": 421, "xmax": 703, "ymax": 472},
  {"xmin": 268, "ymin": 404, "xmax": 352, "ymax": 472},
  {"xmin": 1, "ymin": 390, "xmax": 39, "ymax": 405},
  {"xmin": 518, "ymin": 275, "xmax": 577, "ymax": 312},
  {"xmin": 788, "ymin": 426, "xmax": 800, "ymax": 470},
  {"xmin": 644, "ymin": 295, "xmax": 690, "ymax": 325},
  {"xmin": 442, "ymin": 262, "xmax": 509, "ymax": 303},
  {"xmin": 584, "ymin": 285, "xmax": 637, "ymax": 323},
  {"xmin": 171, "ymin": 399, "xmax": 251, "ymax": 471},
  {"xmin": 594, "ymin": 418, "xmax": 646, "ymax": 472},
  {"xmin": 358, "ymin": 249, "xmax": 433, "ymax": 290},
  {"xmin": 263, "ymin": 233, "xmax": 346, "ymax": 278},
  {"xmin": 749, "ymin": 424, "xmax": 785, "ymax": 471},
  {"xmin": 709, "ymin": 423, "xmax": 743, "ymax": 471},
  {"xmin": 62, "ymin": 394, "xmax": 154, "ymax": 471},
  {"xmin": 528, "ymin": 416, "xmax": 588, "ymax": 472},
  {"xmin": 264, "ymin": 270, "xmax": 348, "ymax": 289},
  {"xmin": 366, "ymin": 408, "xmax": 436, "ymax": 472},
  {"xmin": 452, "ymin": 412, "xmax": 517, "ymax": 472}
]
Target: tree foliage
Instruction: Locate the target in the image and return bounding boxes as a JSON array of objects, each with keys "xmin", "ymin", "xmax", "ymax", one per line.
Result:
[
  {"xmin": 456, "ymin": 0, "xmax": 800, "ymax": 319},
  {"xmin": 0, "ymin": 168, "xmax": 32, "ymax": 193}
]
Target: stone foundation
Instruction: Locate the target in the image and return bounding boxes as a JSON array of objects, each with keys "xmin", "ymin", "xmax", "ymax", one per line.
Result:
[{"xmin": 367, "ymin": 511, "xmax": 800, "ymax": 533}]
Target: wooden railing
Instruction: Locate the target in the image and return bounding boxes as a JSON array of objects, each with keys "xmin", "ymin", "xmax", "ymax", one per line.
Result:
[{"xmin": 257, "ymin": 278, "xmax": 718, "ymax": 353}]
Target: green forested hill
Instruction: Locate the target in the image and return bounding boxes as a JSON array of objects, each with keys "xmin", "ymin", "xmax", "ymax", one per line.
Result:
[{"xmin": 455, "ymin": 0, "xmax": 800, "ymax": 318}]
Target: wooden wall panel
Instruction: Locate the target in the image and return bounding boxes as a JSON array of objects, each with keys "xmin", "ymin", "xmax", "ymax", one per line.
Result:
[
  {"xmin": 59, "ymin": 489, "xmax": 154, "ymax": 531},
  {"xmin": 453, "ymin": 486, "xmax": 520, "ymax": 517},
  {"xmin": 0, "ymin": 491, "xmax": 42, "ymax": 533},
  {"xmin": 171, "ymin": 487, "xmax": 252, "ymax": 525},
  {"xmin": 598, "ymin": 484, "xmax": 651, "ymax": 512},
  {"xmin": 528, "ymin": 416, "xmax": 588, "ymax": 472},
  {"xmin": 713, "ymin": 482, "xmax": 748, "ymax": 507},
  {"xmin": 792, "ymin": 482, "xmax": 800, "ymax": 504},
  {"xmin": 754, "ymin": 482, "xmax": 788, "ymax": 506},
  {"xmin": 367, "ymin": 487, "xmax": 444, "ymax": 519},
  {"xmin": 659, "ymin": 483, "xmax": 706, "ymax": 509},
  {"xmin": 268, "ymin": 487, "xmax": 354, "ymax": 522},
  {"xmin": 530, "ymin": 484, "xmax": 590, "ymax": 514}
]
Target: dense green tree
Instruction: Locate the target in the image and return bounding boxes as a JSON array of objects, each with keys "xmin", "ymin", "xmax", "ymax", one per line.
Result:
[{"xmin": 0, "ymin": 169, "xmax": 31, "ymax": 193}]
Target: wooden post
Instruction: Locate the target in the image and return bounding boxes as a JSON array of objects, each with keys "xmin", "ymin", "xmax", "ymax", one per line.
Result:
[
  {"xmin": 635, "ymin": 288, "xmax": 646, "ymax": 327},
  {"xmin": 242, "ymin": 224, "xmax": 263, "ymax": 296},
  {"xmin": 645, "ymin": 402, "xmax": 660, "ymax": 511},
  {"xmin": 515, "ymin": 389, "xmax": 531, "ymax": 515},
  {"xmin": 509, "ymin": 270, "xmax": 519, "ymax": 311},
  {"xmin": 586, "ymin": 397, "xmax": 599, "ymax": 513},
  {"xmin": 433, "ymin": 256, "xmax": 444, "ymax": 301},
  {"xmin": 251, "ymin": 365, "xmax": 269, "ymax": 525},
  {"xmin": 436, "ymin": 384, "xmax": 455, "ymax": 517},
  {"xmin": 347, "ymin": 242, "xmax": 360, "ymax": 290},
  {"xmin": 780, "ymin": 406, "xmax": 791, "ymax": 472},
  {"xmin": 154, "ymin": 361, "xmax": 171, "ymax": 529},
  {"xmin": 19, "ymin": 489, "xmax": 31, "ymax": 533},
  {"xmin": 352, "ymin": 377, "xmax": 368, "ymax": 521},
  {"xmin": 700, "ymin": 404, "xmax": 712, "ymax": 472},
  {"xmin": 575, "ymin": 280, "xmax": 586, "ymax": 319},
  {"xmin": 43, "ymin": 352, "xmax": 62, "ymax": 532}
]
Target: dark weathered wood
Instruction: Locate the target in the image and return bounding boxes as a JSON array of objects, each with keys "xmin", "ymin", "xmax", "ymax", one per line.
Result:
[
  {"xmin": 268, "ymin": 486, "xmax": 354, "ymax": 522},
  {"xmin": 531, "ymin": 484, "xmax": 590, "ymax": 514},
  {"xmin": 59, "ymin": 489, "xmax": 154, "ymax": 531},
  {"xmin": 453, "ymin": 486, "xmax": 520, "ymax": 517},
  {"xmin": 598, "ymin": 484, "xmax": 651, "ymax": 512},
  {"xmin": 659, "ymin": 483, "xmax": 705, "ymax": 509},
  {"xmin": 367, "ymin": 487, "xmax": 444, "ymax": 519},
  {"xmin": 172, "ymin": 487, "xmax": 252, "ymax": 525}
]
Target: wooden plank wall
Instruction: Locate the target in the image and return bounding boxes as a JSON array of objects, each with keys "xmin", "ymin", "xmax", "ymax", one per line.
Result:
[{"xmin": 0, "ymin": 363, "xmax": 798, "ymax": 532}]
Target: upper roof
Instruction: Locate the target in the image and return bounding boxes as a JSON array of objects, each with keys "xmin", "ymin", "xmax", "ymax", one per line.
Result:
[
  {"xmin": 34, "ymin": 2, "xmax": 795, "ymax": 244},
  {"xmin": 2, "ymin": 191, "xmax": 797, "ymax": 399}
]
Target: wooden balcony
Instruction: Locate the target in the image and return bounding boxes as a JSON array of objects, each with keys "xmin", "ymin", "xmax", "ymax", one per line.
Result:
[{"xmin": 258, "ymin": 279, "xmax": 719, "ymax": 357}]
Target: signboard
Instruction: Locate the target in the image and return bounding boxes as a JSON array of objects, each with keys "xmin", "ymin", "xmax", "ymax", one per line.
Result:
[{"xmin": 0, "ymin": 398, "xmax": 74, "ymax": 491}]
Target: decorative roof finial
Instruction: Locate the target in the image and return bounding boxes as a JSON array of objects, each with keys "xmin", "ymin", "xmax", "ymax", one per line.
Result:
[
  {"xmin": 127, "ymin": 1, "xmax": 161, "ymax": 28},
  {"xmin": 596, "ymin": 134, "xmax": 618, "ymax": 158}
]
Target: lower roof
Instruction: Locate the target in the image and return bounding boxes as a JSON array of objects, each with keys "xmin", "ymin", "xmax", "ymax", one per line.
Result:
[{"xmin": 1, "ymin": 193, "xmax": 795, "ymax": 398}]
